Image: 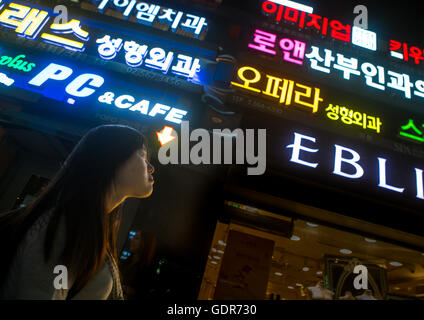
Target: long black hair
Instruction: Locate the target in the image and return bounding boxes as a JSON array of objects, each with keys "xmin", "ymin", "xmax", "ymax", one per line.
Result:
[{"xmin": 0, "ymin": 124, "xmax": 146, "ymax": 299}]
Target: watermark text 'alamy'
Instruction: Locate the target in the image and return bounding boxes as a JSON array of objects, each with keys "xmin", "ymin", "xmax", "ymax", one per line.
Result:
[{"xmin": 158, "ymin": 121, "xmax": 267, "ymax": 176}]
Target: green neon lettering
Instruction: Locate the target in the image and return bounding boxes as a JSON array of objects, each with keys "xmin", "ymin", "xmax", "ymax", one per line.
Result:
[{"xmin": 0, "ymin": 54, "xmax": 36, "ymax": 72}]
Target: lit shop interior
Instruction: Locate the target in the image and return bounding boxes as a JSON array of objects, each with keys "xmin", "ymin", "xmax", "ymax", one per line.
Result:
[{"xmin": 198, "ymin": 201, "xmax": 424, "ymax": 300}]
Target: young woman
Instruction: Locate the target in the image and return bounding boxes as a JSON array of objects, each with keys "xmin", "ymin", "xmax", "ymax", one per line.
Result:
[{"xmin": 0, "ymin": 125, "xmax": 155, "ymax": 299}]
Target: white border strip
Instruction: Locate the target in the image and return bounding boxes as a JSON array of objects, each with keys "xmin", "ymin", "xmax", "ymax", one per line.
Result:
[{"xmin": 268, "ymin": 0, "xmax": 314, "ymax": 14}]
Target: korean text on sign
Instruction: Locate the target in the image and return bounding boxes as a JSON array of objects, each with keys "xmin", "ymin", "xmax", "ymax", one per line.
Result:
[
  {"xmin": 0, "ymin": 2, "xmax": 90, "ymax": 51},
  {"xmin": 326, "ymin": 104, "xmax": 382, "ymax": 133},
  {"xmin": 399, "ymin": 119, "xmax": 424, "ymax": 143},
  {"xmin": 94, "ymin": 0, "xmax": 208, "ymax": 38},
  {"xmin": 261, "ymin": 1, "xmax": 377, "ymax": 51},
  {"xmin": 96, "ymin": 34, "xmax": 201, "ymax": 80},
  {"xmin": 390, "ymin": 40, "xmax": 424, "ymax": 65},
  {"xmin": 248, "ymin": 28, "xmax": 307, "ymax": 65},
  {"xmin": 305, "ymin": 45, "xmax": 424, "ymax": 101},
  {"xmin": 231, "ymin": 66, "xmax": 324, "ymax": 113}
]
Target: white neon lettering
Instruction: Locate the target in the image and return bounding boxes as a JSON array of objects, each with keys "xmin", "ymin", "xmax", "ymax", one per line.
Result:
[
  {"xmin": 149, "ymin": 103, "xmax": 171, "ymax": 117},
  {"xmin": 286, "ymin": 132, "xmax": 319, "ymax": 168},
  {"xmin": 352, "ymin": 26, "xmax": 377, "ymax": 51},
  {"xmin": 269, "ymin": 0, "xmax": 314, "ymax": 13},
  {"xmin": 97, "ymin": 0, "xmax": 110, "ymax": 11},
  {"xmin": 28, "ymin": 63, "xmax": 72, "ymax": 86},
  {"xmin": 65, "ymin": 74, "xmax": 104, "ymax": 97},
  {"xmin": 129, "ymin": 99, "xmax": 149, "ymax": 114},
  {"xmin": 333, "ymin": 145, "xmax": 364, "ymax": 179},
  {"xmin": 97, "ymin": 91, "xmax": 188, "ymax": 123},
  {"xmin": 415, "ymin": 168, "xmax": 424, "ymax": 200},
  {"xmin": 377, "ymin": 158, "xmax": 404, "ymax": 193},
  {"xmin": 0, "ymin": 72, "xmax": 14, "ymax": 86},
  {"xmin": 164, "ymin": 108, "xmax": 188, "ymax": 124},
  {"xmin": 115, "ymin": 95, "xmax": 134, "ymax": 108}
]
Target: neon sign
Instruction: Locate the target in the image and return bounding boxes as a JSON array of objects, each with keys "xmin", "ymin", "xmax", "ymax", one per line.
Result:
[
  {"xmin": 0, "ymin": 51, "xmax": 190, "ymax": 125},
  {"xmin": 28, "ymin": 62, "xmax": 105, "ymax": 98},
  {"xmin": 40, "ymin": 19, "xmax": 90, "ymax": 52},
  {"xmin": 305, "ymin": 45, "xmax": 424, "ymax": 101},
  {"xmin": 390, "ymin": 40, "xmax": 424, "ymax": 65},
  {"xmin": 325, "ymin": 104, "xmax": 382, "ymax": 134},
  {"xmin": 285, "ymin": 131, "xmax": 424, "ymax": 200},
  {"xmin": 97, "ymin": 91, "xmax": 187, "ymax": 124},
  {"xmin": 268, "ymin": 0, "xmax": 314, "ymax": 14},
  {"xmin": 90, "ymin": 0, "xmax": 208, "ymax": 39},
  {"xmin": 231, "ymin": 66, "xmax": 323, "ymax": 113},
  {"xmin": 399, "ymin": 119, "xmax": 424, "ymax": 143},
  {"xmin": 0, "ymin": 72, "xmax": 14, "ymax": 86},
  {"xmin": 0, "ymin": 53, "xmax": 36, "ymax": 72},
  {"xmin": 96, "ymin": 34, "xmax": 201, "ymax": 80},
  {"xmin": 0, "ymin": 3, "xmax": 204, "ymax": 84},
  {"xmin": 248, "ymin": 29, "xmax": 306, "ymax": 65},
  {"xmin": 0, "ymin": 2, "xmax": 49, "ymax": 39},
  {"xmin": 0, "ymin": 2, "xmax": 89, "ymax": 52},
  {"xmin": 261, "ymin": 1, "xmax": 377, "ymax": 51}
]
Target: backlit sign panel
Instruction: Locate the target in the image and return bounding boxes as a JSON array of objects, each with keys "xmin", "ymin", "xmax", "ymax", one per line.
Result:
[
  {"xmin": 261, "ymin": 0, "xmax": 377, "ymax": 51},
  {"xmin": 390, "ymin": 40, "xmax": 424, "ymax": 66},
  {"xmin": 0, "ymin": 2, "xmax": 205, "ymax": 85},
  {"xmin": 259, "ymin": 118, "xmax": 424, "ymax": 211},
  {"xmin": 0, "ymin": 45, "xmax": 190, "ymax": 124},
  {"xmin": 231, "ymin": 65, "xmax": 323, "ymax": 114},
  {"xmin": 305, "ymin": 45, "xmax": 424, "ymax": 102},
  {"xmin": 243, "ymin": 27, "xmax": 424, "ymax": 104},
  {"xmin": 86, "ymin": 0, "xmax": 208, "ymax": 39}
]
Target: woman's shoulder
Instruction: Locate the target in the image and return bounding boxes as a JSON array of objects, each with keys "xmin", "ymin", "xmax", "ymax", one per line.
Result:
[
  {"xmin": 26, "ymin": 208, "xmax": 56, "ymax": 239},
  {"xmin": 1, "ymin": 208, "xmax": 69, "ymax": 299},
  {"xmin": 17, "ymin": 207, "xmax": 66, "ymax": 256}
]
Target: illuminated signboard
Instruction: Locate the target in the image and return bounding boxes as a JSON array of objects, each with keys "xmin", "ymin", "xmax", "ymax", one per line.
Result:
[
  {"xmin": 0, "ymin": 2, "xmax": 205, "ymax": 85},
  {"xmin": 0, "ymin": 45, "xmax": 189, "ymax": 125},
  {"xmin": 261, "ymin": 118, "xmax": 424, "ymax": 212},
  {"xmin": 260, "ymin": 1, "xmax": 424, "ymax": 70},
  {"xmin": 230, "ymin": 65, "xmax": 393, "ymax": 137},
  {"xmin": 0, "ymin": 3, "xmax": 87, "ymax": 51},
  {"xmin": 390, "ymin": 40, "xmax": 424, "ymax": 66},
  {"xmin": 284, "ymin": 131, "xmax": 424, "ymax": 200},
  {"xmin": 96, "ymin": 34, "xmax": 201, "ymax": 79},
  {"xmin": 83, "ymin": 0, "xmax": 208, "ymax": 39},
  {"xmin": 325, "ymin": 104, "xmax": 382, "ymax": 134},
  {"xmin": 398, "ymin": 119, "xmax": 424, "ymax": 143},
  {"xmin": 268, "ymin": 0, "xmax": 314, "ymax": 14},
  {"xmin": 305, "ymin": 45, "xmax": 424, "ymax": 102},
  {"xmin": 0, "ymin": 72, "xmax": 14, "ymax": 86},
  {"xmin": 261, "ymin": 0, "xmax": 377, "ymax": 51},
  {"xmin": 97, "ymin": 90, "xmax": 187, "ymax": 123},
  {"xmin": 231, "ymin": 65, "xmax": 324, "ymax": 114},
  {"xmin": 248, "ymin": 29, "xmax": 306, "ymax": 65},
  {"xmin": 0, "ymin": 53, "xmax": 35, "ymax": 72},
  {"xmin": 244, "ymin": 27, "xmax": 424, "ymax": 104}
]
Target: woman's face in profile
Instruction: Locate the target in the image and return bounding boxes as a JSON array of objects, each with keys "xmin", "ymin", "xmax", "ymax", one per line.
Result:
[{"xmin": 115, "ymin": 146, "xmax": 155, "ymax": 198}]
